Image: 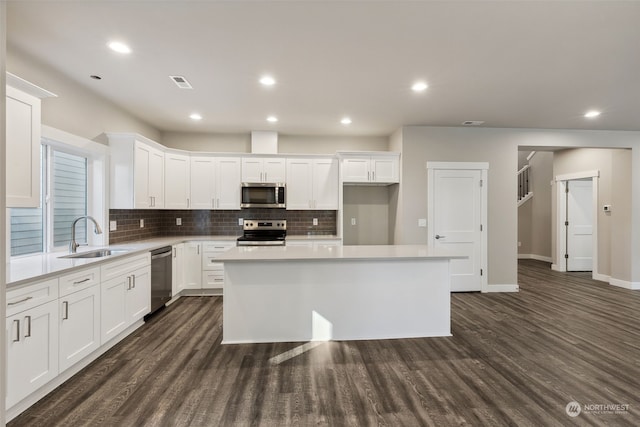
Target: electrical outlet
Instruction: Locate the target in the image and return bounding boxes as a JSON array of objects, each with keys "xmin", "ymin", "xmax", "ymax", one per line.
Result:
[
  {"xmin": 238, "ymin": 218, "xmax": 244, "ymax": 226},
  {"xmin": 518, "ymin": 241, "xmax": 522, "ymax": 247},
  {"xmin": 176, "ymin": 218, "xmax": 182, "ymax": 226},
  {"xmin": 351, "ymin": 218, "xmax": 357, "ymax": 226},
  {"xmin": 109, "ymin": 221, "xmax": 117, "ymax": 231},
  {"xmin": 140, "ymin": 219, "xmax": 144, "ymax": 228},
  {"xmin": 313, "ymin": 218, "xmax": 318, "ymax": 226}
]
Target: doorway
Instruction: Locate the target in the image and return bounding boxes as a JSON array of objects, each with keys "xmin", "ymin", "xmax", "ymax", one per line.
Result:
[{"xmin": 427, "ymin": 162, "xmax": 488, "ymax": 292}]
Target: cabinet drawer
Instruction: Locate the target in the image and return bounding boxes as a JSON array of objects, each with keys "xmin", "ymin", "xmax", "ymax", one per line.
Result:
[
  {"xmin": 203, "ymin": 255, "xmax": 225, "ymax": 270},
  {"xmin": 202, "ymin": 270, "xmax": 224, "ymax": 289},
  {"xmin": 202, "ymin": 241, "xmax": 235, "ymax": 253},
  {"xmin": 101, "ymin": 253, "xmax": 150, "ymax": 282},
  {"xmin": 59, "ymin": 266, "xmax": 100, "ymax": 297},
  {"xmin": 7, "ymin": 278, "xmax": 59, "ymax": 317}
]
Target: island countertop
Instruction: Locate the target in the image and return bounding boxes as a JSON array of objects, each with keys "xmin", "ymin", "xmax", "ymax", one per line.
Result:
[{"xmin": 217, "ymin": 244, "xmax": 467, "ymax": 262}]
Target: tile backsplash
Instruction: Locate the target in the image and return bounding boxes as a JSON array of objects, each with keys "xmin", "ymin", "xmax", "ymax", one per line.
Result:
[{"xmin": 109, "ymin": 209, "xmax": 337, "ymax": 244}]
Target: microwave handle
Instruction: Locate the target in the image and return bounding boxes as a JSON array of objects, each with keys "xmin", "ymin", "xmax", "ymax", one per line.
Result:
[{"xmin": 275, "ymin": 187, "xmax": 279, "ymax": 204}]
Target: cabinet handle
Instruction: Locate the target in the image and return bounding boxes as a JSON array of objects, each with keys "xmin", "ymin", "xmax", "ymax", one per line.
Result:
[
  {"xmin": 127, "ymin": 276, "xmax": 132, "ymax": 290},
  {"xmin": 212, "ymin": 198, "xmax": 215, "ymax": 209},
  {"xmin": 62, "ymin": 301, "xmax": 69, "ymax": 320},
  {"xmin": 197, "ymin": 245, "xmax": 200, "ymax": 255},
  {"xmin": 25, "ymin": 315, "xmax": 32, "ymax": 338},
  {"xmin": 372, "ymin": 171, "xmax": 375, "ymax": 181},
  {"xmin": 13, "ymin": 320, "xmax": 20, "ymax": 342},
  {"xmin": 367, "ymin": 171, "xmax": 370, "ymax": 181},
  {"xmin": 173, "ymin": 247, "xmax": 176, "ymax": 258},
  {"xmin": 214, "ymin": 278, "xmax": 223, "ymax": 282},
  {"xmin": 187, "ymin": 198, "xmax": 190, "ymax": 208},
  {"xmin": 132, "ymin": 274, "xmax": 136, "ymax": 289},
  {"xmin": 8, "ymin": 296, "xmax": 33, "ymax": 306},
  {"xmin": 73, "ymin": 277, "xmax": 91, "ymax": 285}
]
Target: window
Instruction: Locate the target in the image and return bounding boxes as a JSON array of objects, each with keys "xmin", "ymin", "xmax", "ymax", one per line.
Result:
[{"xmin": 10, "ymin": 144, "xmax": 88, "ymax": 256}]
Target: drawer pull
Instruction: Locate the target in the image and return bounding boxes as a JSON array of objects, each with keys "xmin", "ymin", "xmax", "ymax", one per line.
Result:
[
  {"xmin": 62, "ymin": 301, "xmax": 69, "ymax": 320},
  {"xmin": 214, "ymin": 278, "xmax": 223, "ymax": 282},
  {"xmin": 25, "ymin": 316, "xmax": 32, "ymax": 338},
  {"xmin": 13, "ymin": 320, "xmax": 20, "ymax": 342},
  {"xmin": 8, "ymin": 296, "xmax": 33, "ymax": 306},
  {"xmin": 73, "ymin": 278, "xmax": 92, "ymax": 285}
]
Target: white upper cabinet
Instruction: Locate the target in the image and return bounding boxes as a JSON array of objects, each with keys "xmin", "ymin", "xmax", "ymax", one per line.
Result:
[
  {"xmin": 108, "ymin": 133, "xmax": 165, "ymax": 209},
  {"xmin": 164, "ymin": 151, "xmax": 191, "ymax": 209},
  {"xmin": 6, "ymin": 74, "xmax": 57, "ymax": 208},
  {"xmin": 190, "ymin": 155, "xmax": 241, "ymax": 210},
  {"xmin": 241, "ymin": 157, "xmax": 285, "ymax": 183},
  {"xmin": 286, "ymin": 157, "xmax": 338, "ymax": 210},
  {"xmin": 341, "ymin": 153, "xmax": 400, "ymax": 184}
]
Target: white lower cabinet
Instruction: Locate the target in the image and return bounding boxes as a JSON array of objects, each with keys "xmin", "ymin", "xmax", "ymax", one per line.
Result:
[
  {"xmin": 58, "ymin": 285, "xmax": 101, "ymax": 372},
  {"xmin": 202, "ymin": 241, "xmax": 235, "ymax": 290},
  {"xmin": 184, "ymin": 242, "xmax": 203, "ymax": 289},
  {"xmin": 6, "ymin": 299, "xmax": 59, "ymax": 409},
  {"xmin": 172, "ymin": 243, "xmax": 185, "ymax": 295}
]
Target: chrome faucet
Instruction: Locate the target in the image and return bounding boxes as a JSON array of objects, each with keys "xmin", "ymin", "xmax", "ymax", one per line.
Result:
[{"xmin": 69, "ymin": 216, "xmax": 103, "ymax": 253}]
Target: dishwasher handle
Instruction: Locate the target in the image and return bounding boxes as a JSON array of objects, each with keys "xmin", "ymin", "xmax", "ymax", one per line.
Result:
[{"xmin": 151, "ymin": 247, "xmax": 173, "ymax": 259}]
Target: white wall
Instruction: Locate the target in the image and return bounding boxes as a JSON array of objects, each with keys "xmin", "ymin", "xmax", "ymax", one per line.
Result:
[
  {"xmin": 395, "ymin": 126, "xmax": 640, "ymax": 289},
  {"xmin": 7, "ymin": 48, "xmax": 160, "ymax": 142},
  {"xmin": 1, "ymin": 2, "xmax": 7, "ymax": 422}
]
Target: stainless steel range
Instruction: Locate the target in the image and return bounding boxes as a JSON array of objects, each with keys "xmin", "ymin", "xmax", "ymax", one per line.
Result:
[{"xmin": 237, "ymin": 219, "xmax": 287, "ymax": 246}]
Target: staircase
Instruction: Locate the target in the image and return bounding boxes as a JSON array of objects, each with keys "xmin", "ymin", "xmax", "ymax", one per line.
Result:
[{"xmin": 518, "ymin": 151, "xmax": 535, "ymax": 206}]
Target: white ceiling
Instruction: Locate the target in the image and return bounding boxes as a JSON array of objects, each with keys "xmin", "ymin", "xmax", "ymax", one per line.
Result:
[{"xmin": 7, "ymin": 1, "xmax": 640, "ymax": 136}]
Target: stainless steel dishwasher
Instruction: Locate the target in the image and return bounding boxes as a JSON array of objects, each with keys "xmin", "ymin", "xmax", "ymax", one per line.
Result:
[{"xmin": 150, "ymin": 246, "xmax": 172, "ymax": 314}]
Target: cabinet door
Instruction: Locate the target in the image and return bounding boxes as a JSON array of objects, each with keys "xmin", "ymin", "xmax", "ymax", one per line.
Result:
[
  {"xmin": 100, "ymin": 275, "xmax": 128, "ymax": 344},
  {"xmin": 190, "ymin": 156, "xmax": 216, "ymax": 209},
  {"xmin": 165, "ymin": 152, "xmax": 191, "ymax": 209},
  {"xmin": 313, "ymin": 159, "xmax": 338, "ymax": 210},
  {"xmin": 127, "ymin": 267, "xmax": 151, "ymax": 322},
  {"xmin": 148, "ymin": 146, "xmax": 165, "ymax": 208},
  {"xmin": 342, "ymin": 158, "xmax": 371, "ymax": 183},
  {"xmin": 6, "ymin": 87, "xmax": 41, "ymax": 208},
  {"xmin": 241, "ymin": 158, "xmax": 263, "ymax": 182},
  {"xmin": 6, "ymin": 300, "xmax": 59, "ymax": 409},
  {"xmin": 183, "ymin": 242, "xmax": 203, "ymax": 289},
  {"xmin": 59, "ymin": 285, "xmax": 100, "ymax": 372},
  {"xmin": 215, "ymin": 157, "xmax": 241, "ymax": 209},
  {"xmin": 134, "ymin": 143, "xmax": 151, "ymax": 208},
  {"xmin": 263, "ymin": 158, "xmax": 286, "ymax": 182},
  {"xmin": 172, "ymin": 244, "xmax": 185, "ymax": 295},
  {"xmin": 286, "ymin": 159, "xmax": 313, "ymax": 210},
  {"xmin": 372, "ymin": 157, "xmax": 399, "ymax": 183}
]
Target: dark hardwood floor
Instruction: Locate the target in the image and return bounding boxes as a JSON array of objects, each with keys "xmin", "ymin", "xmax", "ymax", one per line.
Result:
[{"xmin": 9, "ymin": 260, "xmax": 640, "ymax": 426}]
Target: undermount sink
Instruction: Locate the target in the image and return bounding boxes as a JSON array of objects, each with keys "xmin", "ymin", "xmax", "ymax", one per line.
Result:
[{"xmin": 60, "ymin": 249, "xmax": 129, "ymax": 259}]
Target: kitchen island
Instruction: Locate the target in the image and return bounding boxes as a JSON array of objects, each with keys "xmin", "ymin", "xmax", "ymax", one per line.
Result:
[{"xmin": 216, "ymin": 245, "xmax": 466, "ymax": 344}]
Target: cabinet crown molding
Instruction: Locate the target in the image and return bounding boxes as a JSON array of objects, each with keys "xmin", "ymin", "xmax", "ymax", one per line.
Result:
[{"xmin": 7, "ymin": 72, "xmax": 57, "ymax": 98}]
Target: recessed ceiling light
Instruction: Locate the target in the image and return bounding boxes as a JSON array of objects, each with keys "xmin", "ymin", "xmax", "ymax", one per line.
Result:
[
  {"xmin": 107, "ymin": 41, "xmax": 132, "ymax": 54},
  {"xmin": 260, "ymin": 75, "xmax": 276, "ymax": 86},
  {"xmin": 189, "ymin": 113, "xmax": 202, "ymax": 121},
  {"xmin": 267, "ymin": 116, "xmax": 278, "ymax": 123},
  {"xmin": 584, "ymin": 110, "xmax": 601, "ymax": 118},
  {"xmin": 411, "ymin": 81, "xmax": 428, "ymax": 92},
  {"xmin": 341, "ymin": 117, "xmax": 352, "ymax": 125}
]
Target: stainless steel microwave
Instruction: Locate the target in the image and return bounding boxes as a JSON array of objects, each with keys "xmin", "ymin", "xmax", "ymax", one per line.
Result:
[{"xmin": 241, "ymin": 183, "xmax": 286, "ymax": 208}]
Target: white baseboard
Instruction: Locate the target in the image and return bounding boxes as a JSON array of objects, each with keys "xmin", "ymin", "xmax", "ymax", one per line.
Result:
[
  {"xmin": 592, "ymin": 272, "xmax": 610, "ymax": 283},
  {"xmin": 483, "ymin": 284, "xmax": 519, "ymax": 293},
  {"xmin": 609, "ymin": 278, "xmax": 640, "ymax": 290},
  {"xmin": 551, "ymin": 263, "xmax": 566, "ymax": 272},
  {"xmin": 518, "ymin": 254, "xmax": 552, "ymax": 263}
]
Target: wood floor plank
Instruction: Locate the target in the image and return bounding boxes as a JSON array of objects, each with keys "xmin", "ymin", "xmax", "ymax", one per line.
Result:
[{"xmin": 8, "ymin": 260, "xmax": 640, "ymax": 426}]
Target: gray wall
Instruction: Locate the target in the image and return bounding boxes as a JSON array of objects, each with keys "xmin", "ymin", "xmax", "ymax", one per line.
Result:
[
  {"xmin": 394, "ymin": 126, "xmax": 640, "ymax": 288},
  {"xmin": 518, "ymin": 151, "xmax": 553, "ymax": 259},
  {"xmin": 161, "ymin": 131, "xmax": 388, "ymax": 154},
  {"xmin": 343, "ymin": 186, "xmax": 390, "ymax": 245},
  {"xmin": 7, "ymin": 48, "xmax": 160, "ymax": 142},
  {"xmin": 553, "ymin": 148, "xmax": 632, "ymax": 280}
]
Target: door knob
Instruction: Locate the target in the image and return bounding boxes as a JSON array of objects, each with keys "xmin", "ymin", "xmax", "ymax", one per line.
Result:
[{"xmin": 435, "ymin": 234, "xmax": 446, "ymax": 240}]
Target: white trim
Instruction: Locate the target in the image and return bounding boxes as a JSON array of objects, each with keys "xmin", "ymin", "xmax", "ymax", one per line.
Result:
[
  {"xmin": 554, "ymin": 169, "xmax": 599, "ymax": 182},
  {"xmin": 6, "ymin": 72, "xmax": 57, "ymax": 99},
  {"xmin": 426, "ymin": 161, "xmax": 489, "ymax": 170},
  {"xmin": 526, "ymin": 151, "xmax": 537, "ymax": 162},
  {"xmin": 551, "ymin": 263, "xmax": 565, "ymax": 272},
  {"xmin": 427, "ymin": 162, "xmax": 489, "ymax": 292},
  {"xmin": 483, "ymin": 284, "xmax": 519, "ymax": 293},
  {"xmin": 518, "ymin": 254, "xmax": 552, "ymax": 263},
  {"xmin": 592, "ymin": 272, "xmax": 610, "ymax": 283},
  {"xmin": 609, "ymin": 278, "xmax": 640, "ymax": 290}
]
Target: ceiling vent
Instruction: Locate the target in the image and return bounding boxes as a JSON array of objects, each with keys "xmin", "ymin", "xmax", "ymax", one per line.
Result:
[
  {"xmin": 169, "ymin": 75, "xmax": 192, "ymax": 89},
  {"xmin": 462, "ymin": 120, "xmax": 485, "ymax": 126}
]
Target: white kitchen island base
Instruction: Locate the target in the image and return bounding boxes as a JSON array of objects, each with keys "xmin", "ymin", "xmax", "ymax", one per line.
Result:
[{"xmin": 218, "ymin": 245, "xmax": 464, "ymax": 344}]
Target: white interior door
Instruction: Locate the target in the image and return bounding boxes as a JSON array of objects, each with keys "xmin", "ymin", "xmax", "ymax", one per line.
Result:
[
  {"xmin": 431, "ymin": 169, "xmax": 483, "ymax": 292},
  {"xmin": 566, "ymin": 179, "xmax": 593, "ymax": 271}
]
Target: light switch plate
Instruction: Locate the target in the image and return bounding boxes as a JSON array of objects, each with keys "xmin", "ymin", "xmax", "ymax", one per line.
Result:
[
  {"xmin": 176, "ymin": 218, "xmax": 182, "ymax": 225},
  {"xmin": 140, "ymin": 219, "xmax": 144, "ymax": 228},
  {"xmin": 418, "ymin": 218, "xmax": 427, "ymax": 227},
  {"xmin": 351, "ymin": 218, "xmax": 357, "ymax": 226},
  {"xmin": 109, "ymin": 221, "xmax": 117, "ymax": 231}
]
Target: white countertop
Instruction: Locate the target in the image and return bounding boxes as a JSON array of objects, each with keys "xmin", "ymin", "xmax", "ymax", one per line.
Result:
[
  {"xmin": 217, "ymin": 245, "xmax": 467, "ymax": 262},
  {"xmin": 5, "ymin": 235, "xmax": 341, "ymax": 287}
]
